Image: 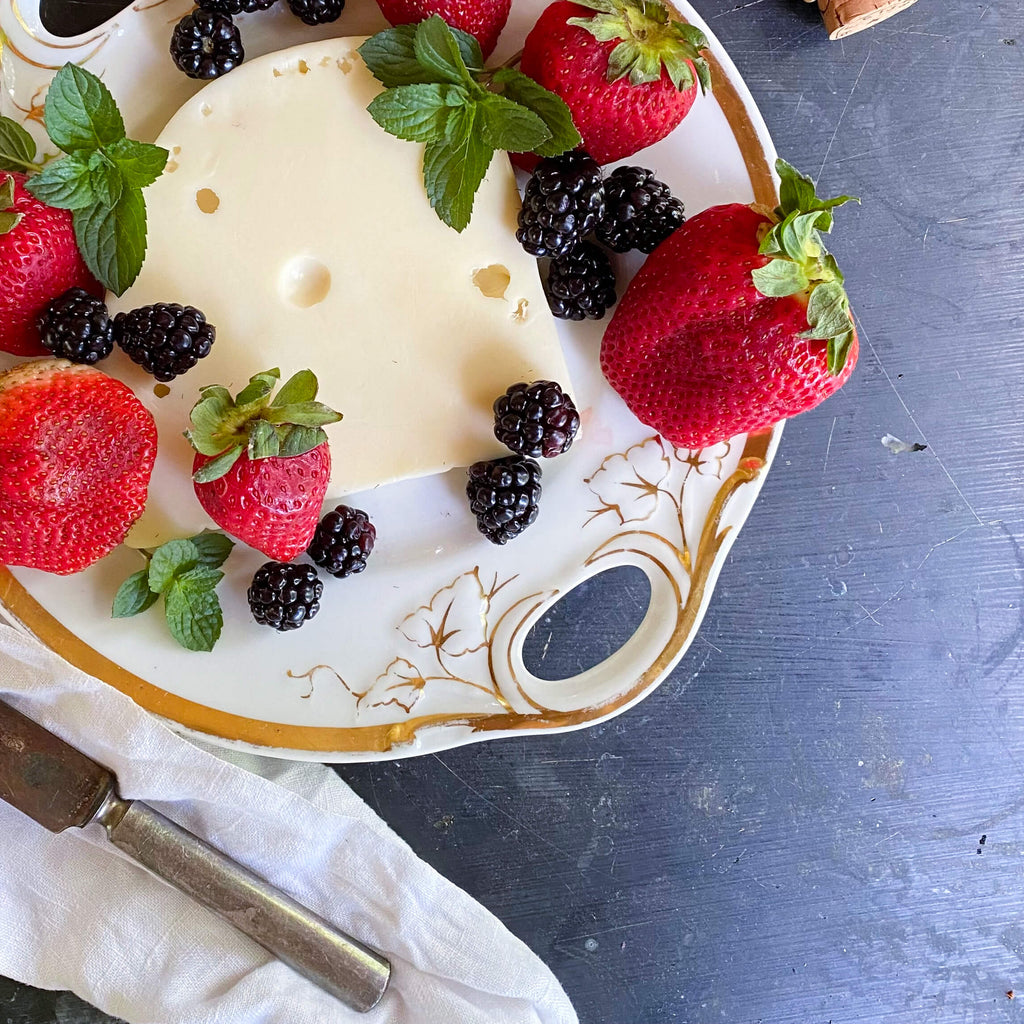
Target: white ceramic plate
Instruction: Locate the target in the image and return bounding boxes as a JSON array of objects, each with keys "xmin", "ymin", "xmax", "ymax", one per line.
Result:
[{"xmin": 0, "ymin": 0, "xmax": 781, "ymax": 761}]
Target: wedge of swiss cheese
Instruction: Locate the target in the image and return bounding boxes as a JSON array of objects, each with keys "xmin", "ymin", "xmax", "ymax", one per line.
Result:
[{"xmin": 107, "ymin": 37, "xmax": 571, "ymax": 548}]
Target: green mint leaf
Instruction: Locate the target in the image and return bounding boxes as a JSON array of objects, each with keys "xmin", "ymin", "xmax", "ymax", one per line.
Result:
[
  {"xmin": 450, "ymin": 26, "xmax": 483, "ymax": 72},
  {"xmin": 105, "ymin": 137, "xmax": 168, "ymax": 190},
  {"xmin": 247, "ymin": 418, "xmax": 281, "ymax": 460},
  {"xmin": 368, "ymin": 83, "xmax": 467, "ymax": 143},
  {"xmin": 188, "ymin": 531, "xmax": 234, "ymax": 569},
  {"xmin": 492, "ymin": 69, "xmax": 580, "ymax": 157},
  {"xmin": 277, "ymin": 424, "xmax": 327, "ymax": 457},
  {"xmin": 44, "ymin": 64, "xmax": 125, "ymax": 155},
  {"xmin": 414, "ymin": 16, "xmax": 473, "ymax": 87},
  {"xmin": 87, "ymin": 150, "xmax": 123, "ymax": 208},
  {"xmin": 358, "ymin": 22, "xmax": 482, "ymax": 86},
  {"xmin": 148, "ymin": 538, "xmax": 200, "ymax": 593},
  {"xmin": 193, "ymin": 445, "xmax": 243, "ymax": 483},
  {"xmin": 751, "ymin": 258, "xmax": 809, "ymax": 298},
  {"xmin": 0, "ymin": 116, "xmax": 40, "ymax": 173},
  {"xmin": 423, "ymin": 103, "xmax": 493, "ymax": 232},
  {"xmin": 24, "ymin": 154, "xmax": 94, "ymax": 210},
  {"xmin": 477, "ymin": 93, "xmax": 551, "ymax": 154},
  {"xmin": 112, "ymin": 569, "xmax": 159, "ymax": 618},
  {"xmin": 271, "ymin": 369, "xmax": 319, "ymax": 407},
  {"xmin": 72, "ymin": 186, "xmax": 147, "ymax": 296},
  {"xmin": 358, "ymin": 26, "xmax": 426, "ymax": 87},
  {"xmin": 164, "ymin": 568, "xmax": 224, "ymax": 653}
]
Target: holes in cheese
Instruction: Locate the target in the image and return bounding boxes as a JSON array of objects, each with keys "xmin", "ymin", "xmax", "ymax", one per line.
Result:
[
  {"xmin": 472, "ymin": 265, "xmax": 511, "ymax": 300},
  {"xmin": 279, "ymin": 256, "xmax": 332, "ymax": 309},
  {"xmin": 195, "ymin": 188, "xmax": 219, "ymax": 214},
  {"xmin": 109, "ymin": 36, "xmax": 571, "ymax": 549}
]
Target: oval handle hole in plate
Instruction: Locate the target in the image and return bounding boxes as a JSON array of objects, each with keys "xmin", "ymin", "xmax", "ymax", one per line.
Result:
[{"xmin": 521, "ymin": 565, "xmax": 651, "ymax": 682}]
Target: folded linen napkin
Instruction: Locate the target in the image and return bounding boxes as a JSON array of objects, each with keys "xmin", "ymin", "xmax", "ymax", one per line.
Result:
[{"xmin": 0, "ymin": 619, "xmax": 577, "ymax": 1024}]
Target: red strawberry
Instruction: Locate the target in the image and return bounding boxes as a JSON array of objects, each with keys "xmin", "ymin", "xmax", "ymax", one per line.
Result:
[
  {"xmin": 186, "ymin": 368, "xmax": 342, "ymax": 561},
  {"xmin": 0, "ymin": 359, "xmax": 157, "ymax": 574},
  {"xmin": 193, "ymin": 444, "xmax": 331, "ymax": 561},
  {"xmin": 0, "ymin": 172, "xmax": 102, "ymax": 357},
  {"xmin": 518, "ymin": 0, "xmax": 710, "ymax": 167},
  {"xmin": 601, "ymin": 160, "xmax": 859, "ymax": 448},
  {"xmin": 375, "ymin": 0, "xmax": 511, "ymax": 58}
]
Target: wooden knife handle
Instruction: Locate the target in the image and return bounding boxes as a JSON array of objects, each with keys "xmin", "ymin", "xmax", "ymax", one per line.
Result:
[{"xmin": 0, "ymin": 698, "xmax": 113, "ymax": 832}]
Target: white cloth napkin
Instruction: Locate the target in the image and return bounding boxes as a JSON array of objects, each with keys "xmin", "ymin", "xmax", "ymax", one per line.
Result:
[{"xmin": 0, "ymin": 620, "xmax": 578, "ymax": 1024}]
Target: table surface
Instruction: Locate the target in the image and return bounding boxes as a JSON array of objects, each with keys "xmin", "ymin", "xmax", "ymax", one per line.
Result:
[{"xmin": 4, "ymin": 1, "xmax": 1024, "ymax": 1022}]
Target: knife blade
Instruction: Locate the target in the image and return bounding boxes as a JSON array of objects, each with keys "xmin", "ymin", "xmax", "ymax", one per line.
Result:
[{"xmin": 0, "ymin": 697, "xmax": 391, "ymax": 1013}]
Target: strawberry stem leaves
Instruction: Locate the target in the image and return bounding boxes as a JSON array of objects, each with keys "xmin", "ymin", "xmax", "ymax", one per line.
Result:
[
  {"xmin": 566, "ymin": 0, "xmax": 711, "ymax": 92},
  {"xmin": 23, "ymin": 64, "xmax": 168, "ymax": 296},
  {"xmin": 186, "ymin": 367, "xmax": 342, "ymax": 483},
  {"xmin": 751, "ymin": 159, "xmax": 860, "ymax": 375},
  {"xmin": 360, "ymin": 17, "xmax": 581, "ymax": 231}
]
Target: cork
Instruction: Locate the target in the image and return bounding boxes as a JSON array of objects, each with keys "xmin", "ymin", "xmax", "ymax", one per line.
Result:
[{"xmin": 805, "ymin": 0, "xmax": 919, "ymax": 39}]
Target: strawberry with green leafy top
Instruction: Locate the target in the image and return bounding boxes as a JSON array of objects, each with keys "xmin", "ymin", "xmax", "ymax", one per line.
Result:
[
  {"xmin": 601, "ymin": 160, "xmax": 859, "ymax": 448},
  {"xmin": 186, "ymin": 368, "xmax": 342, "ymax": 561},
  {"xmin": 519, "ymin": 0, "xmax": 711, "ymax": 166}
]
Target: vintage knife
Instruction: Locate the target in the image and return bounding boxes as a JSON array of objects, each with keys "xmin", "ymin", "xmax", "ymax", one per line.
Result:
[{"xmin": 0, "ymin": 697, "xmax": 390, "ymax": 1013}]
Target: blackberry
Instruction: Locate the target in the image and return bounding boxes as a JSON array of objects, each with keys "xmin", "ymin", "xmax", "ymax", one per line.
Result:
[
  {"xmin": 494, "ymin": 380, "xmax": 580, "ymax": 459},
  {"xmin": 596, "ymin": 166, "xmax": 685, "ymax": 254},
  {"xmin": 170, "ymin": 10, "xmax": 243, "ymax": 80},
  {"xmin": 545, "ymin": 241, "xmax": 617, "ymax": 322},
  {"xmin": 36, "ymin": 287, "xmax": 114, "ymax": 364},
  {"xmin": 307, "ymin": 505, "xmax": 376, "ymax": 579},
  {"xmin": 247, "ymin": 561, "xmax": 323, "ymax": 631},
  {"xmin": 466, "ymin": 456, "xmax": 542, "ymax": 545},
  {"xmin": 286, "ymin": 0, "xmax": 344, "ymax": 25},
  {"xmin": 516, "ymin": 151, "xmax": 605, "ymax": 260},
  {"xmin": 114, "ymin": 303, "xmax": 216, "ymax": 382},
  {"xmin": 198, "ymin": 0, "xmax": 276, "ymax": 13}
]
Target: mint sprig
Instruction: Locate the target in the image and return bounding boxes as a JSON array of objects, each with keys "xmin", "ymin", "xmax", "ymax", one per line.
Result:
[
  {"xmin": 360, "ymin": 18, "xmax": 582, "ymax": 231},
  {"xmin": 751, "ymin": 159, "xmax": 859, "ymax": 375},
  {"xmin": 23, "ymin": 64, "xmax": 167, "ymax": 296},
  {"xmin": 112, "ymin": 532, "xmax": 234, "ymax": 652}
]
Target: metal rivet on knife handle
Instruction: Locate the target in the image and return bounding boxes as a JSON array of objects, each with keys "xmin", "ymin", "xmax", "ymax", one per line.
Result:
[{"xmin": 0, "ymin": 699, "xmax": 391, "ymax": 1013}]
